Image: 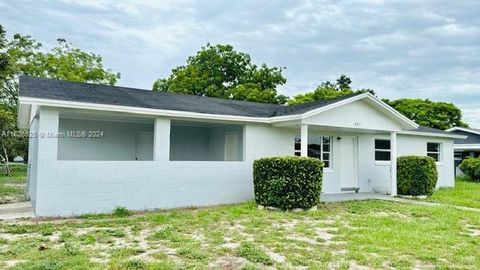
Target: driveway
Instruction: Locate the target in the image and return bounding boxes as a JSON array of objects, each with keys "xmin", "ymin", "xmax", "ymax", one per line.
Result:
[{"xmin": 0, "ymin": 201, "xmax": 34, "ymax": 220}]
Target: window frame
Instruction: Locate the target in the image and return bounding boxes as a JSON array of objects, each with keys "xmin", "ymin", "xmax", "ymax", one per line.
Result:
[
  {"xmin": 294, "ymin": 135, "xmax": 332, "ymax": 168},
  {"xmin": 427, "ymin": 142, "xmax": 442, "ymax": 162},
  {"xmin": 374, "ymin": 139, "xmax": 391, "ymax": 162}
]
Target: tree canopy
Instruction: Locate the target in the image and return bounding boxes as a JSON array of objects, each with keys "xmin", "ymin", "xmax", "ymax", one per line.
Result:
[
  {"xmin": 383, "ymin": 98, "xmax": 468, "ymax": 130},
  {"xmin": 288, "ymin": 74, "xmax": 373, "ymax": 105},
  {"xmin": 288, "ymin": 74, "xmax": 467, "ymax": 129},
  {"xmin": 0, "ymin": 25, "xmax": 120, "ymax": 173},
  {"xmin": 153, "ymin": 43, "xmax": 288, "ymax": 104},
  {"xmin": 0, "ymin": 31, "xmax": 120, "ymax": 107}
]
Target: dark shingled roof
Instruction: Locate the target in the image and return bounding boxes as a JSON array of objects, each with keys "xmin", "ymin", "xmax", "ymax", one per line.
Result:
[
  {"xmin": 407, "ymin": 125, "xmax": 458, "ymax": 136},
  {"xmin": 19, "ymin": 77, "xmax": 463, "ymax": 138},
  {"xmin": 19, "ymin": 76, "xmax": 361, "ymax": 118}
]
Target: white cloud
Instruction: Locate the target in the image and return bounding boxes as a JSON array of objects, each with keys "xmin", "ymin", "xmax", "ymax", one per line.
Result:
[{"xmin": 2, "ymin": 0, "xmax": 479, "ymax": 126}]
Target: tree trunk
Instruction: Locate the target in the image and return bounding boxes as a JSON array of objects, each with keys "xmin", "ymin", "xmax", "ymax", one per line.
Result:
[{"xmin": 0, "ymin": 142, "xmax": 10, "ymax": 176}]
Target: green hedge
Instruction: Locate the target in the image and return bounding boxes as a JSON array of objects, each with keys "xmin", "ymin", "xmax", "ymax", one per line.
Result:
[
  {"xmin": 459, "ymin": 157, "xmax": 480, "ymax": 182},
  {"xmin": 253, "ymin": 156, "xmax": 323, "ymax": 210},
  {"xmin": 397, "ymin": 156, "xmax": 438, "ymax": 196}
]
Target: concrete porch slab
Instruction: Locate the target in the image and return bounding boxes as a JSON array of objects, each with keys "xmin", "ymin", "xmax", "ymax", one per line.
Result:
[
  {"xmin": 0, "ymin": 201, "xmax": 34, "ymax": 220},
  {"xmin": 321, "ymin": 192, "xmax": 390, "ymax": 203}
]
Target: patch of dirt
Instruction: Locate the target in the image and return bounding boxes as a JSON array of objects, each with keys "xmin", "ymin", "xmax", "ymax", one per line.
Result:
[
  {"xmin": 285, "ymin": 235, "xmax": 318, "ymax": 245},
  {"xmin": 0, "ymin": 232, "xmax": 41, "ymax": 241},
  {"xmin": 468, "ymin": 228, "xmax": 480, "ymax": 237},
  {"xmin": 373, "ymin": 211, "xmax": 411, "ymax": 219},
  {"xmin": 266, "ymin": 250, "xmax": 286, "ymax": 263},
  {"xmin": 329, "ymin": 260, "xmax": 375, "ymax": 270},
  {"xmin": 4, "ymin": 259, "xmax": 26, "ymax": 268},
  {"xmin": 273, "ymin": 219, "xmax": 298, "ymax": 230},
  {"xmin": 221, "ymin": 242, "xmax": 241, "ymax": 249},
  {"xmin": 315, "ymin": 227, "xmax": 337, "ymax": 241},
  {"xmin": 208, "ymin": 255, "xmax": 248, "ymax": 270}
]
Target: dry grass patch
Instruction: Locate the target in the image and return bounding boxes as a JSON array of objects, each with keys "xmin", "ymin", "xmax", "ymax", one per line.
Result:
[{"xmin": 0, "ymin": 201, "xmax": 478, "ymax": 269}]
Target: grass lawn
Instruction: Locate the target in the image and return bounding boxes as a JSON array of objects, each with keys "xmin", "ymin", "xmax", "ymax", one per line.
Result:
[
  {"xmin": 0, "ymin": 164, "xmax": 27, "ymax": 204},
  {"xmin": 0, "ymin": 200, "xmax": 478, "ymax": 269},
  {"xmin": 428, "ymin": 177, "xmax": 480, "ymax": 209}
]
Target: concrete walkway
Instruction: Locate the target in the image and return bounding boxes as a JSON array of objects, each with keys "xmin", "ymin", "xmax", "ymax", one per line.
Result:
[
  {"xmin": 382, "ymin": 196, "xmax": 480, "ymax": 213},
  {"xmin": 0, "ymin": 202, "xmax": 34, "ymax": 220},
  {"xmin": 321, "ymin": 192, "xmax": 391, "ymax": 203},
  {"xmin": 321, "ymin": 192, "xmax": 480, "ymax": 213}
]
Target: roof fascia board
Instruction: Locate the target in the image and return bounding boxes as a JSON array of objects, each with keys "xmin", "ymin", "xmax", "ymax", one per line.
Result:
[
  {"xmin": 446, "ymin": 127, "xmax": 480, "ymax": 136},
  {"xmin": 398, "ymin": 130, "xmax": 467, "ymax": 139},
  {"xmin": 19, "ymin": 97, "xmax": 271, "ymax": 124},
  {"xmin": 300, "ymin": 93, "xmax": 369, "ymax": 118},
  {"xmin": 453, "ymin": 144, "xmax": 480, "ymax": 150}
]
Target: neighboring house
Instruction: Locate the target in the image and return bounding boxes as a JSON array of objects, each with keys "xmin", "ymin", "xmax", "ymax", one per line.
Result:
[
  {"xmin": 17, "ymin": 76, "xmax": 465, "ymax": 216},
  {"xmin": 446, "ymin": 127, "xmax": 480, "ymax": 174}
]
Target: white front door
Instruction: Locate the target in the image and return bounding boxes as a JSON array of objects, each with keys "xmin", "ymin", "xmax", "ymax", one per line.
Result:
[{"xmin": 340, "ymin": 136, "xmax": 358, "ymax": 189}]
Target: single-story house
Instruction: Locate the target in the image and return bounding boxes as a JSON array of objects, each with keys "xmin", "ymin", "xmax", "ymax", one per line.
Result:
[
  {"xmin": 17, "ymin": 76, "xmax": 465, "ymax": 216},
  {"xmin": 446, "ymin": 127, "xmax": 480, "ymax": 174}
]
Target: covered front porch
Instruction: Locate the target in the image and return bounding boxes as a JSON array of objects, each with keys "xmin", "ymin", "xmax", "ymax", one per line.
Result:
[
  {"xmin": 270, "ymin": 94, "xmax": 421, "ymax": 196},
  {"xmin": 294, "ymin": 124, "xmax": 399, "ymax": 196}
]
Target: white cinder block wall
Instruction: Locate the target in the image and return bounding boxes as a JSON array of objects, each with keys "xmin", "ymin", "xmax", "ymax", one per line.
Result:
[{"xmin": 29, "ymin": 106, "xmax": 455, "ymax": 216}]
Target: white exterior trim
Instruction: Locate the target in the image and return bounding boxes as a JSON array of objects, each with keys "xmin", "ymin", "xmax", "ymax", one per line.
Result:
[
  {"xmin": 18, "ymin": 97, "xmax": 271, "ymax": 124},
  {"xmin": 390, "ymin": 132, "xmax": 397, "ymax": 196},
  {"xmin": 269, "ymin": 93, "xmax": 418, "ymax": 129},
  {"xmin": 300, "ymin": 93, "xmax": 418, "ymax": 128},
  {"xmin": 20, "ymin": 93, "xmax": 415, "ymax": 127},
  {"xmin": 446, "ymin": 127, "xmax": 480, "ymax": 136},
  {"xmin": 453, "ymin": 144, "xmax": 480, "ymax": 150},
  {"xmin": 398, "ymin": 130, "xmax": 466, "ymax": 139},
  {"xmin": 19, "ymin": 95, "xmax": 465, "ymax": 139}
]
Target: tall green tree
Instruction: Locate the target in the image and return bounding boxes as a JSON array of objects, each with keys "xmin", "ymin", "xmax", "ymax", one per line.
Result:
[
  {"xmin": 289, "ymin": 74, "xmax": 373, "ymax": 105},
  {"xmin": 153, "ymin": 43, "xmax": 288, "ymax": 104},
  {"xmin": 383, "ymin": 99, "xmax": 468, "ymax": 130},
  {"xmin": 0, "ymin": 32, "xmax": 120, "ymax": 107},
  {"xmin": 0, "ymin": 105, "xmax": 16, "ymax": 175},
  {"xmin": 0, "ymin": 25, "xmax": 120, "ymax": 174},
  {"xmin": 0, "ymin": 25, "xmax": 7, "ymax": 74}
]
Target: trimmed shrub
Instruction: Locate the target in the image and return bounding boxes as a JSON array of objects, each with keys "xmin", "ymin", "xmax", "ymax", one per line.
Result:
[
  {"xmin": 459, "ymin": 157, "xmax": 480, "ymax": 182},
  {"xmin": 112, "ymin": 206, "xmax": 132, "ymax": 217},
  {"xmin": 253, "ymin": 156, "xmax": 323, "ymax": 210},
  {"xmin": 397, "ymin": 156, "xmax": 438, "ymax": 196}
]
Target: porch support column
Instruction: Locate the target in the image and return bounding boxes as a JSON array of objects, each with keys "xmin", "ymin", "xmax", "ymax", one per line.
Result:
[
  {"xmin": 390, "ymin": 131, "xmax": 397, "ymax": 196},
  {"xmin": 154, "ymin": 118, "xmax": 171, "ymax": 162},
  {"xmin": 301, "ymin": 124, "xmax": 308, "ymax": 157}
]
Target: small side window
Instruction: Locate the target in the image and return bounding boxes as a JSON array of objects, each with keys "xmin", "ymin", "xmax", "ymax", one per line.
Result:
[
  {"xmin": 427, "ymin": 142, "xmax": 441, "ymax": 162},
  {"xmin": 375, "ymin": 139, "xmax": 391, "ymax": 161},
  {"xmin": 293, "ymin": 136, "xmax": 332, "ymax": 168}
]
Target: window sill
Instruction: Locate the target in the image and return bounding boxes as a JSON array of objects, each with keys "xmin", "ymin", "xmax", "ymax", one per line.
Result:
[
  {"xmin": 323, "ymin": 168, "xmax": 333, "ymax": 173},
  {"xmin": 374, "ymin": 161, "xmax": 391, "ymax": 166}
]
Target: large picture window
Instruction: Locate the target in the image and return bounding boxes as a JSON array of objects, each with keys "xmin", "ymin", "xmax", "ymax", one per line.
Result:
[
  {"xmin": 374, "ymin": 139, "xmax": 391, "ymax": 161},
  {"xmin": 427, "ymin": 142, "xmax": 441, "ymax": 162},
  {"xmin": 294, "ymin": 136, "xmax": 332, "ymax": 168}
]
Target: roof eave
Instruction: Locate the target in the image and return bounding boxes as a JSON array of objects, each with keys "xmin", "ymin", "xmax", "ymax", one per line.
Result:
[
  {"xmin": 18, "ymin": 96, "xmax": 272, "ymax": 124},
  {"xmin": 398, "ymin": 130, "xmax": 467, "ymax": 139},
  {"xmin": 446, "ymin": 127, "xmax": 480, "ymax": 136}
]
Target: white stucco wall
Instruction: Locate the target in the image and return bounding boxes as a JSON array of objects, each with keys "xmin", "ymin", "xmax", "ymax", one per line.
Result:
[
  {"xmin": 57, "ymin": 118, "xmax": 154, "ymax": 161},
  {"xmin": 29, "ymin": 106, "xmax": 456, "ymax": 216},
  {"xmin": 27, "ymin": 117, "xmax": 39, "ymax": 207},
  {"xmin": 398, "ymin": 134, "xmax": 454, "ymax": 188}
]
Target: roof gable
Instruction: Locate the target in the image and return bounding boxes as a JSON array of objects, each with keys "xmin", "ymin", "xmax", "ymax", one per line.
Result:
[{"xmin": 303, "ymin": 98, "xmax": 405, "ymax": 131}]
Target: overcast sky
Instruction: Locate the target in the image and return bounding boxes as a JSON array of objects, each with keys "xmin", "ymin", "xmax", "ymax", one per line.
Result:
[{"xmin": 1, "ymin": 0, "xmax": 479, "ymax": 126}]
